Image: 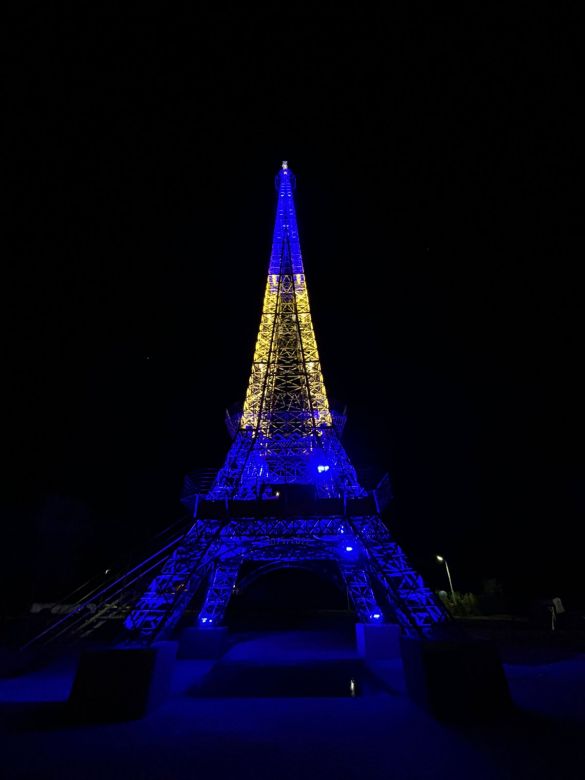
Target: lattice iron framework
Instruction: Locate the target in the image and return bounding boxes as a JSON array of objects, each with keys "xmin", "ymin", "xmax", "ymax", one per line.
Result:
[{"xmin": 122, "ymin": 162, "xmax": 451, "ymax": 643}]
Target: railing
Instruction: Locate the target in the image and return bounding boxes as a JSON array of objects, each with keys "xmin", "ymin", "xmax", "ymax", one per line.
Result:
[
  {"xmin": 180, "ymin": 467, "xmax": 220, "ymax": 510},
  {"xmin": 373, "ymin": 472, "xmax": 393, "ymax": 513},
  {"xmin": 193, "ymin": 494, "xmax": 380, "ymax": 519},
  {"xmin": 18, "ymin": 513, "xmax": 194, "ymax": 655}
]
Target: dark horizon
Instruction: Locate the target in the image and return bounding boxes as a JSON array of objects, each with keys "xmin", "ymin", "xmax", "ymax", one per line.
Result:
[{"xmin": 3, "ymin": 11, "xmax": 583, "ymax": 616}]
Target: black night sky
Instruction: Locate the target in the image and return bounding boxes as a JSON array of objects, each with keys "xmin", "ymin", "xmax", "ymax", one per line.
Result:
[{"xmin": 3, "ymin": 9, "xmax": 583, "ymax": 616}]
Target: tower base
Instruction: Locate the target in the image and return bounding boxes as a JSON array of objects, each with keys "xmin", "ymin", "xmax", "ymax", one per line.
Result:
[
  {"xmin": 399, "ymin": 637, "xmax": 511, "ymax": 720},
  {"xmin": 68, "ymin": 641, "xmax": 177, "ymax": 721},
  {"xmin": 356, "ymin": 623, "xmax": 401, "ymax": 659}
]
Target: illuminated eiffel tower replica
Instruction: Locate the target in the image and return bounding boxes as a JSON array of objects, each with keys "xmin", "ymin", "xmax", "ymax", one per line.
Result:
[{"xmin": 123, "ymin": 162, "xmax": 450, "ymax": 645}]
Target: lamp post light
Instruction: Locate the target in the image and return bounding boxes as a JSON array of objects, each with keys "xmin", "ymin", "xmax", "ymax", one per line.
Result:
[{"xmin": 436, "ymin": 555, "xmax": 455, "ymax": 601}]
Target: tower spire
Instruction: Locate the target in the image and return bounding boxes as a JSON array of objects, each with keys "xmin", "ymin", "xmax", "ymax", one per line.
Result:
[{"xmin": 268, "ymin": 160, "xmax": 303, "ymax": 277}]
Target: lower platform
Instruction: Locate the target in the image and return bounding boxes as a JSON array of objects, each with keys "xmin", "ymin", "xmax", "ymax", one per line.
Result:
[{"xmin": 68, "ymin": 641, "xmax": 178, "ymax": 721}]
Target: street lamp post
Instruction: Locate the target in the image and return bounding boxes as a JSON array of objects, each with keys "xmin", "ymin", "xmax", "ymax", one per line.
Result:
[{"xmin": 436, "ymin": 555, "xmax": 455, "ymax": 601}]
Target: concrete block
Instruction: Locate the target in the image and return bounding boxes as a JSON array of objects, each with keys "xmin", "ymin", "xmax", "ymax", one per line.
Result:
[
  {"xmin": 68, "ymin": 641, "xmax": 177, "ymax": 721},
  {"xmin": 400, "ymin": 637, "xmax": 511, "ymax": 720},
  {"xmin": 178, "ymin": 627, "xmax": 229, "ymax": 659},
  {"xmin": 356, "ymin": 622, "xmax": 401, "ymax": 659}
]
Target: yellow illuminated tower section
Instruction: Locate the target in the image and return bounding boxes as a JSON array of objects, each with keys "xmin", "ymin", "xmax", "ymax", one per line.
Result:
[{"xmin": 241, "ymin": 160, "xmax": 331, "ymax": 434}]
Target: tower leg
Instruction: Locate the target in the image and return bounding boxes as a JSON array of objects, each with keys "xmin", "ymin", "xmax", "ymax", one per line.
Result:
[
  {"xmin": 196, "ymin": 560, "xmax": 241, "ymax": 627},
  {"xmin": 124, "ymin": 519, "xmax": 225, "ymax": 640},
  {"xmin": 339, "ymin": 564, "xmax": 384, "ymax": 623},
  {"xmin": 349, "ymin": 516, "xmax": 451, "ymax": 636}
]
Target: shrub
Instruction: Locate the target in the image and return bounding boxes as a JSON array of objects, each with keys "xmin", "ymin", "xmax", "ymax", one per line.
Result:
[{"xmin": 437, "ymin": 590, "xmax": 481, "ymax": 617}]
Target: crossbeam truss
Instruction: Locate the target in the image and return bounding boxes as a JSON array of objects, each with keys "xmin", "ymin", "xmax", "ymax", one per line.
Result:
[{"xmin": 123, "ymin": 163, "xmax": 450, "ymax": 643}]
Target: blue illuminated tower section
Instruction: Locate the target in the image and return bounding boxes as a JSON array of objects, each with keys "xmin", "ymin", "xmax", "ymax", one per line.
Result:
[{"xmin": 122, "ymin": 163, "xmax": 450, "ymax": 642}]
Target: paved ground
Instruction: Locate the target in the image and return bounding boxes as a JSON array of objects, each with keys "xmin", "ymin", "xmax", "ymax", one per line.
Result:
[{"xmin": 0, "ymin": 627, "xmax": 584, "ymax": 779}]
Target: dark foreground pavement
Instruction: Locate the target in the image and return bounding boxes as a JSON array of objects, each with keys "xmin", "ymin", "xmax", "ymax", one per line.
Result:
[{"xmin": 0, "ymin": 628, "xmax": 583, "ymax": 780}]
